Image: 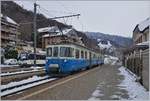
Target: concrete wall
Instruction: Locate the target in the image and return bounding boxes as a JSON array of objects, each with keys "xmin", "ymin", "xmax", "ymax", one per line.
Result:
[{"xmin": 142, "ymin": 49, "xmax": 149, "ymax": 90}]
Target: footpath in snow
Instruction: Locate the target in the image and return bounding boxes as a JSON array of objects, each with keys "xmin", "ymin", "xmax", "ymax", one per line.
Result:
[
  {"xmin": 88, "ymin": 58, "xmax": 149, "ymax": 100},
  {"xmin": 117, "ymin": 66, "xmax": 149, "ymax": 100}
]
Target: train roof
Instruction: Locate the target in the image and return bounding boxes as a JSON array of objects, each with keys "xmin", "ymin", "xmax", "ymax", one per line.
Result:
[{"xmin": 46, "ymin": 41, "xmax": 101, "ymax": 53}]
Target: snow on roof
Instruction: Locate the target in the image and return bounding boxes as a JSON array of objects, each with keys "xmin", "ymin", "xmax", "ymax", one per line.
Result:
[
  {"xmin": 6, "ymin": 16, "xmax": 17, "ymax": 25},
  {"xmin": 136, "ymin": 41, "xmax": 149, "ymax": 46},
  {"xmin": 42, "ymin": 34, "xmax": 50, "ymax": 38},
  {"xmin": 42, "ymin": 28, "xmax": 73, "ymax": 38},
  {"xmin": 1, "ymin": 13, "xmax": 3, "ymax": 17},
  {"xmin": 138, "ymin": 17, "xmax": 150, "ymax": 32},
  {"xmin": 38, "ymin": 26, "xmax": 59, "ymax": 33},
  {"xmin": 57, "ymin": 28, "xmax": 72, "ymax": 35},
  {"xmin": 1, "ymin": 14, "xmax": 17, "ymax": 25}
]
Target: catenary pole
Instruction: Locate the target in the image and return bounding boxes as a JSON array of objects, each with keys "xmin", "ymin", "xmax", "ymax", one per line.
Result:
[{"xmin": 33, "ymin": 3, "xmax": 37, "ymax": 67}]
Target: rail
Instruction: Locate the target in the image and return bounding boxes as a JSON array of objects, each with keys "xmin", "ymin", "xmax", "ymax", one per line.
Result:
[
  {"xmin": 1, "ymin": 69, "xmax": 45, "ymax": 77},
  {"xmin": 1, "ymin": 76, "xmax": 57, "ymax": 97}
]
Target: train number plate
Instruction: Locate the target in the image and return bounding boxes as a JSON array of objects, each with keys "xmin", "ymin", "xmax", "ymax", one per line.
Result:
[{"xmin": 49, "ymin": 64, "xmax": 59, "ymax": 68}]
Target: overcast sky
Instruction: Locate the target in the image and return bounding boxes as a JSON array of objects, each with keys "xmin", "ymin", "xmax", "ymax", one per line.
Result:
[{"xmin": 15, "ymin": 0, "xmax": 150, "ymax": 37}]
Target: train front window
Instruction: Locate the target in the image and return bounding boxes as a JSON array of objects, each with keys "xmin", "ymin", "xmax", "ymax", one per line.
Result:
[
  {"xmin": 75, "ymin": 49, "xmax": 79, "ymax": 58},
  {"xmin": 47, "ymin": 47, "xmax": 52, "ymax": 57},
  {"xmin": 60, "ymin": 47, "xmax": 74, "ymax": 57},
  {"xmin": 85, "ymin": 51, "xmax": 87, "ymax": 59},
  {"xmin": 53, "ymin": 47, "xmax": 58, "ymax": 57},
  {"xmin": 81, "ymin": 51, "xmax": 84, "ymax": 58}
]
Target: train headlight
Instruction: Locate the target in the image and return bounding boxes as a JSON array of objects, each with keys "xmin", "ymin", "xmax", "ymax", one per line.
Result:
[{"xmin": 64, "ymin": 59, "xmax": 67, "ymax": 62}]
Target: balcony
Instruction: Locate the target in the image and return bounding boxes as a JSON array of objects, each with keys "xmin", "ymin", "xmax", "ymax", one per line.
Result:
[
  {"xmin": 1, "ymin": 35, "xmax": 17, "ymax": 42},
  {"xmin": 1, "ymin": 25, "xmax": 20, "ymax": 35}
]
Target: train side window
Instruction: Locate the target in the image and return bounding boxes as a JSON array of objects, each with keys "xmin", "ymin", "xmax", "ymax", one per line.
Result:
[
  {"xmin": 93, "ymin": 53, "xmax": 95, "ymax": 59},
  {"xmin": 53, "ymin": 47, "xmax": 58, "ymax": 57},
  {"xmin": 94, "ymin": 54, "xmax": 96, "ymax": 59},
  {"xmin": 75, "ymin": 49, "xmax": 80, "ymax": 58},
  {"xmin": 89, "ymin": 52, "xmax": 91, "ymax": 59},
  {"xmin": 70, "ymin": 48, "xmax": 74, "ymax": 57},
  {"xmin": 46, "ymin": 49, "xmax": 48, "ymax": 56},
  {"xmin": 60, "ymin": 47, "xmax": 74, "ymax": 57},
  {"xmin": 47, "ymin": 47, "xmax": 52, "ymax": 57},
  {"xmin": 81, "ymin": 51, "xmax": 84, "ymax": 58},
  {"xmin": 85, "ymin": 51, "xmax": 87, "ymax": 59}
]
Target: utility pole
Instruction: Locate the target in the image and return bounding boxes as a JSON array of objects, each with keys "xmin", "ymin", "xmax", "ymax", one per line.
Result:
[
  {"xmin": 33, "ymin": 3, "xmax": 37, "ymax": 67},
  {"xmin": 32, "ymin": 3, "xmax": 80, "ymax": 68}
]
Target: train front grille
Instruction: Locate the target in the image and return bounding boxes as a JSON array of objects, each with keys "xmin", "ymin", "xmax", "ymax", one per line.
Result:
[{"xmin": 49, "ymin": 64, "xmax": 59, "ymax": 73}]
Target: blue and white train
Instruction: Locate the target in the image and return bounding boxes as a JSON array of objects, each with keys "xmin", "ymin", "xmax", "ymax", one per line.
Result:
[{"xmin": 45, "ymin": 42, "xmax": 104, "ymax": 75}]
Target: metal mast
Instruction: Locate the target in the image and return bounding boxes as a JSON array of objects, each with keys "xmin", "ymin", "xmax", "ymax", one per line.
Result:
[{"xmin": 33, "ymin": 3, "xmax": 37, "ymax": 67}]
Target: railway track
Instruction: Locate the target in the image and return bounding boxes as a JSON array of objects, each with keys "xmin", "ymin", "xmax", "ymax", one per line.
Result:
[
  {"xmin": 1, "ymin": 69, "xmax": 46, "ymax": 84},
  {"xmin": 1, "ymin": 66, "xmax": 101, "ymax": 100},
  {"xmin": 1, "ymin": 76, "xmax": 57, "ymax": 97},
  {"xmin": 1, "ymin": 66, "xmax": 44, "ymax": 73}
]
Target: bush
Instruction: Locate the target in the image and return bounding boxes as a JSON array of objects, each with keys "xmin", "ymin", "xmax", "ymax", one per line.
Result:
[{"xmin": 5, "ymin": 49, "xmax": 18, "ymax": 59}]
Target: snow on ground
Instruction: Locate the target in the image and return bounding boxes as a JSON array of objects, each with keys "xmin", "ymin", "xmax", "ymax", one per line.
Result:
[
  {"xmin": 0, "ymin": 64, "xmax": 19, "ymax": 68},
  {"xmin": 1, "ymin": 76, "xmax": 56, "ymax": 96},
  {"xmin": 1, "ymin": 75, "xmax": 49, "ymax": 90},
  {"xmin": 104, "ymin": 55, "xmax": 119, "ymax": 65},
  {"xmin": 98, "ymin": 41, "xmax": 112, "ymax": 50},
  {"xmin": 30, "ymin": 66, "xmax": 44, "ymax": 69},
  {"xmin": 118, "ymin": 66, "xmax": 149, "ymax": 100},
  {"xmin": 0, "ymin": 69, "xmax": 44, "ymax": 76},
  {"xmin": 88, "ymin": 86, "xmax": 104, "ymax": 100}
]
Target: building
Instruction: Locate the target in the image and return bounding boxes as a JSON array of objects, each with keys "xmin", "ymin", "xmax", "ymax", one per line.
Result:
[
  {"xmin": 38, "ymin": 26, "xmax": 83, "ymax": 49},
  {"xmin": 1, "ymin": 14, "xmax": 20, "ymax": 48},
  {"xmin": 133, "ymin": 17, "xmax": 149, "ymax": 44},
  {"xmin": 123, "ymin": 18, "xmax": 149, "ymax": 90}
]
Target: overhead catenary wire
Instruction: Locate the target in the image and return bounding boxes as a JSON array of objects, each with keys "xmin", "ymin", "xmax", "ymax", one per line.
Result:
[
  {"xmin": 38, "ymin": 5, "xmax": 55, "ymax": 18},
  {"xmin": 39, "ymin": 3, "xmax": 77, "ymax": 26},
  {"xmin": 18, "ymin": 2, "xmax": 81, "ymax": 31},
  {"xmin": 77, "ymin": 17, "xmax": 84, "ymax": 32},
  {"xmin": 55, "ymin": 0, "xmax": 74, "ymax": 15},
  {"xmin": 19, "ymin": 14, "xmax": 80, "ymax": 25},
  {"xmin": 55, "ymin": 1, "xmax": 84, "ymax": 31}
]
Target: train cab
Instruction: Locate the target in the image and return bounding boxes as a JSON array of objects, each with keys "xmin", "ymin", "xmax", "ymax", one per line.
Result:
[
  {"xmin": 45, "ymin": 43, "xmax": 104, "ymax": 75},
  {"xmin": 46, "ymin": 44, "xmax": 75, "ymax": 74}
]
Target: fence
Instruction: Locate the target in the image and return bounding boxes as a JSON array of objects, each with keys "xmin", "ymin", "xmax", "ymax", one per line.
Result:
[{"xmin": 124, "ymin": 49, "xmax": 149, "ymax": 90}]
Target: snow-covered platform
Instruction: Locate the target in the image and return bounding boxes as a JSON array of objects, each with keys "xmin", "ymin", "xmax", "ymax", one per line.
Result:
[{"xmin": 89, "ymin": 65, "xmax": 149, "ymax": 100}]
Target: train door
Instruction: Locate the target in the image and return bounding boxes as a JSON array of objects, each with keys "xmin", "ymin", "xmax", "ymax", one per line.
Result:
[{"xmin": 89, "ymin": 52, "xmax": 92, "ymax": 68}]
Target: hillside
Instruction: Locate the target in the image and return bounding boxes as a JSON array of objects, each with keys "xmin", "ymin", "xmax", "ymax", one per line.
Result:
[
  {"xmin": 1, "ymin": 1, "xmax": 70, "ymax": 41},
  {"xmin": 1, "ymin": 1, "xmax": 99, "ymax": 50},
  {"xmin": 1, "ymin": 1, "xmax": 133, "ymax": 52},
  {"xmin": 85, "ymin": 32, "xmax": 133, "ymax": 48}
]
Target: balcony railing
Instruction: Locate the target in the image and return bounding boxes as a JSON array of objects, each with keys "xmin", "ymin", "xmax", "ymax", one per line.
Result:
[
  {"xmin": 1, "ymin": 26, "xmax": 20, "ymax": 35},
  {"xmin": 1, "ymin": 35, "xmax": 17, "ymax": 41}
]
